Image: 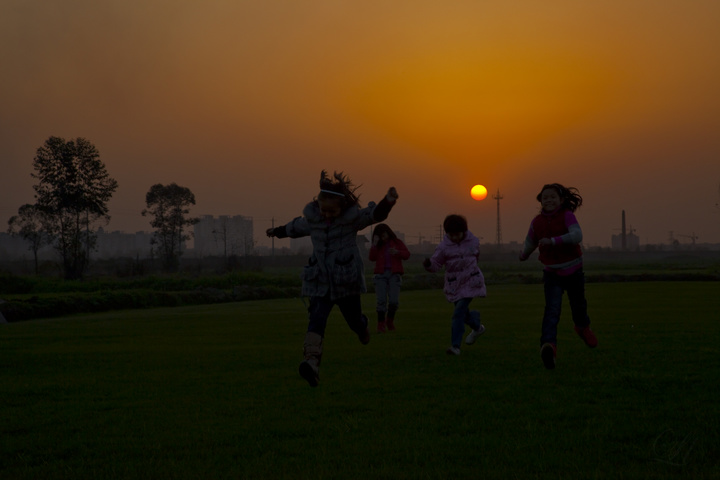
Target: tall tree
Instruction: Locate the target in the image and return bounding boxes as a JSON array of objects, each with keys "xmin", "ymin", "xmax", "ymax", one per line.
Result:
[
  {"xmin": 7, "ymin": 204, "xmax": 52, "ymax": 274},
  {"xmin": 142, "ymin": 183, "xmax": 199, "ymax": 272},
  {"xmin": 32, "ymin": 136, "xmax": 118, "ymax": 279}
]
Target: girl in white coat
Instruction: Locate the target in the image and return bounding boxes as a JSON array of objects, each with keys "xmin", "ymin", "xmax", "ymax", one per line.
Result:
[
  {"xmin": 423, "ymin": 214, "xmax": 487, "ymax": 355},
  {"xmin": 267, "ymin": 171, "xmax": 398, "ymax": 386}
]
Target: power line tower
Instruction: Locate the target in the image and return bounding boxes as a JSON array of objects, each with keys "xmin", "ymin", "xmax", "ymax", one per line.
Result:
[{"xmin": 493, "ymin": 188, "xmax": 503, "ymax": 248}]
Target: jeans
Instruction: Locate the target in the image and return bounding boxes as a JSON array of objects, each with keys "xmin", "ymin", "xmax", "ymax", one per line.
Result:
[
  {"xmin": 542, "ymin": 269, "xmax": 590, "ymax": 346},
  {"xmin": 373, "ymin": 271, "xmax": 402, "ymax": 313},
  {"xmin": 451, "ymin": 297, "xmax": 481, "ymax": 348},
  {"xmin": 307, "ymin": 294, "xmax": 367, "ymax": 338}
]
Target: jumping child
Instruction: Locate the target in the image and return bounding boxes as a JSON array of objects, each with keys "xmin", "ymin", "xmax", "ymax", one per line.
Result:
[
  {"xmin": 369, "ymin": 223, "xmax": 411, "ymax": 333},
  {"xmin": 519, "ymin": 183, "xmax": 598, "ymax": 369},
  {"xmin": 266, "ymin": 171, "xmax": 399, "ymax": 386},
  {"xmin": 423, "ymin": 214, "xmax": 486, "ymax": 355}
]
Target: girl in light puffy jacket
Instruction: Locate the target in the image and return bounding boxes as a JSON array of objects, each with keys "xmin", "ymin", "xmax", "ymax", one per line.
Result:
[
  {"xmin": 267, "ymin": 170, "xmax": 398, "ymax": 387},
  {"xmin": 423, "ymin": 214, "xmax": 486, "ymax": 355}
]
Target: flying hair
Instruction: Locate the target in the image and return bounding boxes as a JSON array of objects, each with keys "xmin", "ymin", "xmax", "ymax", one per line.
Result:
[
  {"xmin": 318, "ymin": 170, "xmax": 361, "ymax": 207},
  {"xmin": 536, "ymin": 183, "xmax": 583, "ymax": 212}
]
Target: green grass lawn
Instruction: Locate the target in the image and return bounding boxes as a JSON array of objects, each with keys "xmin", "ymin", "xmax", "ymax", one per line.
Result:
[{"xmin": 1, "ymin": 282, "xmax": 719, "ymax": 479}]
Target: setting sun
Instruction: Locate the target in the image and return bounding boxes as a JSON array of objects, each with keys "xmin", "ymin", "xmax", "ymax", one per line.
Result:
[{"xmin": 471, "ymin": 184, "xmax": 487, "ymax": 201}]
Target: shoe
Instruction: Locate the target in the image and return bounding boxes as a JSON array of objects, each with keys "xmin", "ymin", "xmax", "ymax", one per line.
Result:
[
  {"xmin": 574, "ymin": 325, "xmax": 598, "ymax": 348},
  {"xmin": 386, "ymin": 318, "xmax": 396, "ymax": 332},
  {"xmin": 358, "ymin": 315, "xmax": 370, "ymax": 344},
  {"xmin": 299, "ymin": 361, "xmax": 319, "ymax": 387},
  {"xmin": 540, "ymin": 343, "xmax": 556, "ymax": 369},
  {"xmin": 446, "ymin": 346, "xmax": 461, "ymax": 355},
  {"xmin": 465, "ymin": 324, "xmax": 486, "ymax": 345},
  {"xmin": 359, "ymin": 328, "xmax": 370, "ymax": 345},
  {"xmin": 377, "ymin": 321, "xmax": 387, "ymax": 333}
]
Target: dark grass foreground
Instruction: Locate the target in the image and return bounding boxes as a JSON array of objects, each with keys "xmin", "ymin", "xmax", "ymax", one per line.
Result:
[{"xmin": 1, "ymin": 283, "xmax": 718, "ymax": 479}]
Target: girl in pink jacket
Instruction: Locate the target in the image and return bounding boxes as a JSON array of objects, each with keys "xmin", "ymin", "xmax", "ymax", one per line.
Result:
[
  {"xmin": 423, "ymin": 214, "xmax": 487, "ymax": 355},
  {"xmin": 369, "ymin": 223, "xmax": 411, "ymax": 332}
]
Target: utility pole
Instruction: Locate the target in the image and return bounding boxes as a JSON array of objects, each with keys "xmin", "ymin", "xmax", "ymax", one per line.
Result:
[{"xmin": 493, "ymin": 188, "xmax": 503, "ymax": 248}]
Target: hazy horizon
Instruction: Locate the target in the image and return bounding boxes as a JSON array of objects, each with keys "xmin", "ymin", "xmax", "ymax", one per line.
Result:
[{"xmin": 2, "ymin": 1, "xmax": 719, "ymax": 250}]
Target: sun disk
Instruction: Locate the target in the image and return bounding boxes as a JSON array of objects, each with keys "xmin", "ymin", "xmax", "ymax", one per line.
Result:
[{"xmin": 471, "ymin": 184, "xmax": 487, "ymax": 201}]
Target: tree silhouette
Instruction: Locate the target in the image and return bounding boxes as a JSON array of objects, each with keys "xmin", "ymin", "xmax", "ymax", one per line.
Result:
[
  {"xmin": 7, "ymin": 204, "xmax": 52, "ymax": 274},
  {"xmin": 31, "ymin": 136, "xmax": 118, "ymax": 279},
  {"xmin": 142, "ymin": 183, "xmax": 199, "ymax": 272}
]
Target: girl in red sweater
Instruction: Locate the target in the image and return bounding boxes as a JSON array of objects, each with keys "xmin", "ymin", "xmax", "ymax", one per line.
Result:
[
  {"xmin": 369, "ymin": 223, "xmax": 410, "ymax": 332},
  {"xmin": 519, "ymin": 183, "xmax": 597, "ymax": 369}
]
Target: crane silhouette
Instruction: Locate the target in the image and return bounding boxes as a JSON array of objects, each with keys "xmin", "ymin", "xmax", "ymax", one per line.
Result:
[{"xmin": 677, "ymin": 232, "xmax": 699, "ymax": 245}]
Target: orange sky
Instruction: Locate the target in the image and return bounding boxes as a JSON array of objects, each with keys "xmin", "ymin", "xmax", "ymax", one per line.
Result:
[{"xmin": 2, "ymin": 1, "xmax": 719, "ymax": 249}]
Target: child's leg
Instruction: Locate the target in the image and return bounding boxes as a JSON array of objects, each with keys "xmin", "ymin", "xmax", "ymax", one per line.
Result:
[
  {"xmin": 541, "ymin": 271, "xmax": 564, "ymax": 346},
  {"xmin": 337, "ymin": 295, "xmax": 370, "ymax": 342},
  {"xmin": 373, "ymin": 273, "xmax": 389, "ymax": 330},
  {"xmin": 386, "ymin": 273, "xmax": 402, "ymax": 329},
  {"xmin": 451, "ymin": 298, "xmax": 472, "ymax": 347},
  {"xmin": 566, "ymin": 269, "xmax": 597, "ymax": 347},
  {"xmin": 301, "ymin": 296, "xmax": 334, "ymax": 386},
  {"xmin": 566, "ymin": 269, "xmax": 590, "ymax": 328},
  {"xmin": 307, "ymin": 295, "xmax": 333, "ymax": 337},
  {"xmin": 465, "ymin": 304, "xmax": 481, "ymax": 331}
]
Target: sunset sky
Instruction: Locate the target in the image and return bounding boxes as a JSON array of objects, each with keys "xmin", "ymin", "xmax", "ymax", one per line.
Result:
[{"xmin": 2, "ymin": 0, "xmax": 719, "ymax": 249}]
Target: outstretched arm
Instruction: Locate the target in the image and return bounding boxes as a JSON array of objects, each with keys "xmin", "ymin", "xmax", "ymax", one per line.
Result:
[
  {"xmin": 372, "ymin": 187, "xmax": 399, "ymax": 222},
  {"xmin": 266, "ymin": 215, "xmax": 310, "ymax": 239},
  {"xmin": 266, "ymin": 226, "xmax": 288, "ymax": 238}
]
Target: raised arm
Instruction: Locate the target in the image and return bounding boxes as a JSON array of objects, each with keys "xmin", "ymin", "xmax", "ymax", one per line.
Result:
[{"xmin": 372, "ymin": 187, "xmax": 399, "ymax": 222}]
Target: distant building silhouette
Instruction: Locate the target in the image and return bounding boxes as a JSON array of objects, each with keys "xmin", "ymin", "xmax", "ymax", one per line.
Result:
[
  {"xmin": 95, "ymin": 228, "xmax": 153, "ymax": 258},
  {"xmin": 193, "ymin": 215, "xmax": 254, "ymax": 257},
  {"xmin": 611, "ymin": 210, "xmax": 639, "ymax": 250}
]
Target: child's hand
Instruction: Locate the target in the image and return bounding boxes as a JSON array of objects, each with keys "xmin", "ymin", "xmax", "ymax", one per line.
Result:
[
  {"xmin": 387, "ymin": 187, "xmax": 399, "ymax": 201},
  {"xmin": 389, "ymin": 247, "xmax": 398, "ymax": 255},
  {"xmin": 423, "ymin": 258, "xmax": 431, "ymax": 269},
  {"xmin": 539, "ymin": 238, "xmax": 553, "ymax": 246},
  {"xmin": 266, "ymin": 228, "xmax": 276, "ymax": 237},
  {"xmin": 372, "ymin": 235, "xmax": 379, "ymax": 246}
]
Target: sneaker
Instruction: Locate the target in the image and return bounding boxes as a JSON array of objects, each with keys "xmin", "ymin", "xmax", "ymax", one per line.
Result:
[
  {"xmin": 377, "ymin": 321, "xmax": 387, "ymax": 333},
  {"xmin": 299, "ymin": 361, "xmax": 319, "ymax": 387},
  {"xmin": 574, "ymin": 325, "xmax": 598, "ymax": 348},
  {"xmin": 465, "ymin": 324, "xmax": 486, "ymax": 345},
  {"xmin": 446, "ymin": 346, "xmax": 461, "ymax": 355},
  {"xmin": 540, "ymin": 343, "xmax": 556, "ymax": 369},
  {"xmin": 386, "ymin": 318, "xmax": 396, "ymax": 332}
]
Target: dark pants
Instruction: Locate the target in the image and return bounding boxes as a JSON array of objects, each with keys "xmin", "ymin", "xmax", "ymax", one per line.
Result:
[
  {"xmin": 542, "ymin": 269, "xmax": 590, "ymax": 346},
  {"xmin": 307, "ymin": 294, "xmax": 368, "ymax": 338},
  {"xmin": 451, "ymin": 297, "xmax": 481, "ymax": 348}
]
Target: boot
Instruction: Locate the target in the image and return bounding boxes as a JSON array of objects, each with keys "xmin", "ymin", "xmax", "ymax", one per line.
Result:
[
  {"xmin": 299, "ymin": 332, "xmax": 322, "ymax": 387},
  {"xmin": 386, "ymin": 305, "xmax": 398, "ymax": 332},
  {"xmin": 376, "ymin": 310, "xmax": 387, "ymax": 333}
]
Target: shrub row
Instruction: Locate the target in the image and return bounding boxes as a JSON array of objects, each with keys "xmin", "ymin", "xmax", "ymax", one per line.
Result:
[
  {"xmin": 0, "ymin": 285, "xmax": 300, "ymax": 322},
  {"xmin": 1, "ymin": 270, "xmax": 717, "ymax": 323}
]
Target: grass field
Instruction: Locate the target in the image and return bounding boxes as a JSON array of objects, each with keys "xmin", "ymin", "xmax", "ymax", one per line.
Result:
[{"xmin": 1, "ymin": 282, "xmax": 719, "ymax": 479}]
